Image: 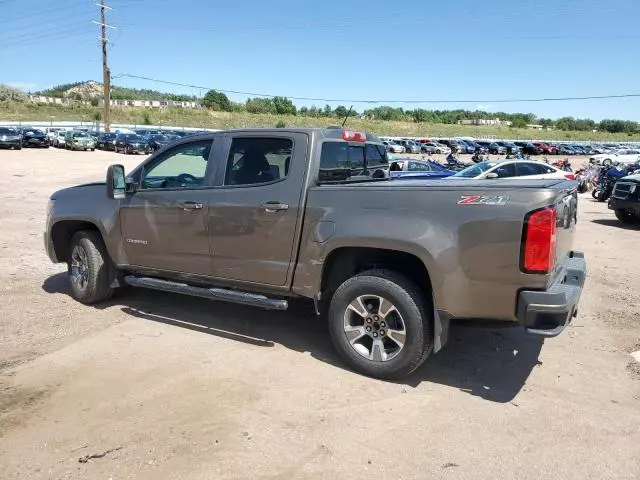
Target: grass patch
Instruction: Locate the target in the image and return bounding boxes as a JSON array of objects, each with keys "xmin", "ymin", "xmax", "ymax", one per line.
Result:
[{"xmin": 2, "ymin": 101, "xmax": 639, "ymax": 141}]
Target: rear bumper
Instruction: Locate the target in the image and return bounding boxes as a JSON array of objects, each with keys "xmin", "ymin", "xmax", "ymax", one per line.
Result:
[{"xmin": 516, "ymin": 251, "xmax": 586, "ymax": 337}]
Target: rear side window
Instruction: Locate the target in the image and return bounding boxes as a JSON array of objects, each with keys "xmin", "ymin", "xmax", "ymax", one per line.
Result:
[
  {"xmin": 225, "ymin": 137, "xmax": 293, "ymax": 186},
  {"xmin": 319, "ymin": 141, "xmax": 388, "ymax": 182},
  {"xmin": 516, "ymin": 163, "xmax": 546, "ymax": 176}
]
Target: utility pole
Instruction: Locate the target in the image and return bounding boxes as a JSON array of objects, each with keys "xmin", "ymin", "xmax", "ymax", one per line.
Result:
[{"xmin": 96, "ymin": 1, "xmax": 112, "ymax": 132}]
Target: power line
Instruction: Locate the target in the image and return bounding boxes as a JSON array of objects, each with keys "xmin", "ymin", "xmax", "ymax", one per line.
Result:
[
  {"xmin": 113, "ymin": 73, "xmax": 640, "ymax": 105},
  {"xmin": 0, "ymin": 27, "xmax": 93, "ymax": 49},
  {"xmin": 0, "ymin": 22, "xmax": 92, "ymax": 43}
]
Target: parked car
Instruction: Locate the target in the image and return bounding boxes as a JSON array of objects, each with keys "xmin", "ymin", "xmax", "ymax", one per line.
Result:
[
  {"xmin": 534, "ymin": 143, "xmax": 557, "ymax": 155},
  {"xmin": 608, "ymin": 173, "xmax": 640, "ymax": 224},
  {"xmin": 96, "ymin": 133, "xmax": 117, "ymax": 151},
  {"xmin": 464, "ymin": 140, "xmax": 487, "ymax": 154},
  {"xmin": 147, "ymin": 134, "xmax": 179, "ymax": 152},
  {"xmin": 382, "ymin": 141, "xmax": 405, "ymax": 153},
  {"xmin": 420, "ymin": 142, "xmax": 450, "ymax": 154},
  {"xmin": 514, "ymin": 142, "xmax": 542, "ymax": 155},
  {"xmin": 0, "ymin": 127, "xmax": 22, "ymax": 149},
  {"xmin": 455, "ymin": 141, "xmax": 476, "ymax": 154},
  {"xmin": 114, "ymin": 133, "xmax": 150, "ymax": 154},
  {"xmin": 389, "ymin": 159, "xmax": 455, "ymax": 179},
  {"xmin": 449, "ymin": 160, "xmax": 572, "ymax": 180},
  {"xmin": 53, "ymin": 130, "xmax": 67, "ymax": 148},
  {"xmin": 476, "ymin": 141, "xmax": 506, "ymax": 155},
  {"xmin": 20, "ymin": 127, "xmax": 49, "ymax": 148},
  {"xmin": 570, "ymin": 145, "xmax": 586, "ymax": 155},
  {"xmin": 496, "ymin": 141, "xmax": 520, "ymax": 155},
  {"xmin": 44, "ymin": 127, "xmax": 584, "ymax": 379},
  {"xmin": 397, "ymin": 140, "xmax": 421, "ymax": 154},
  {"xmin": 558, "ymin": 145, "xmax": 577, "ymax": 155},
  {"xmin": 64, "ymin": 131, "xmax": 96, "ymax": 151},
  {"xmin": 590, "ymin": 149, "xmax": 640, "ymax": 166}
]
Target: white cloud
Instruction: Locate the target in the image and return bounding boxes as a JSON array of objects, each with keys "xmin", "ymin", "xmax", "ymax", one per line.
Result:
[{"xmin": 6, "ymin": 82, "xmax": 38, "ymax": 91}]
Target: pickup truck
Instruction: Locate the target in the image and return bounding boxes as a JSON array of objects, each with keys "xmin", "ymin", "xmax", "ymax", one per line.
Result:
[{"xmin": 44, "ymin": 128, "xmax": 587, "ymax": 379}]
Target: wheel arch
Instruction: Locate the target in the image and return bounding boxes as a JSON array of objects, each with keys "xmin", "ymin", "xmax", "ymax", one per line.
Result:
[{"xmin": 50, "ymin": 219, "xmax": 106, "ymax": 263}]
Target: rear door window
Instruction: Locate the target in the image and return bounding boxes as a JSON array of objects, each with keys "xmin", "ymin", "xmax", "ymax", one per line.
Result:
[
  {"xmin": 516, "ymin": 162, "xmax": 546, "ymax": 176},
  {"xmin": 319, "ymin": 141, "xmax": 388, "ymax": 182}
]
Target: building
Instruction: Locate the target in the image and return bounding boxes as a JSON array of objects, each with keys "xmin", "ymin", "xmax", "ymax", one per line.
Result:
[{"xmin": 457, "ymin": 118, "xmax": 512, "ymax": 127}]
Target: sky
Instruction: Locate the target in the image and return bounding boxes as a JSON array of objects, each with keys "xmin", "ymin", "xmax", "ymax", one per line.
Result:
[{"xmin": 1, "ymin": 0, "xmax": 639, "ymax": 121}]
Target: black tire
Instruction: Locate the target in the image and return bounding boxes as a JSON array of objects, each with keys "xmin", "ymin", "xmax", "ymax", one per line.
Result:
[
  {"xmin": 596, "ymin": 189, "xmax": 607, "ymax": 202},
  {"xmin": 614, "ymin": 209, "xmax": 640, "ymax": 225},
  {"xmin": 67, "ymin": 231, "xmax": 114, "ymax": 304},
  {"xmin": 327, "ymin": 270, "xmax": 433, "ymax": 380},
  {"xmin": 16, "ymin": 145, "xmax": 22, "ymax": 150},
  {"xmin": 592, "ymin": 189, "xmax": 600, "ymax": 199},
  {"xmin": 603, "ymin": 158, "xmax": 612, "ymax": 166}
]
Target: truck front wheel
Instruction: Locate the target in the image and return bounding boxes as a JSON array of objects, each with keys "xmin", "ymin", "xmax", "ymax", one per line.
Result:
[
  {"xmin": 614, "ymin": 208, "xmax": 640, "ymax": 225},
  {"xmin": 328, "ymin": 270, "xmax": 433, "ymax": 380},
  {"xmin": 67, "ymin": 231, "xmax": 114, "ymax": 304}
]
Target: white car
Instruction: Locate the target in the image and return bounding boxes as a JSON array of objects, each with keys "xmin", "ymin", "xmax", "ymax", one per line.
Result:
[
  {"xmin": 449, "ymin": 160, "xmax": 573, "ymax": 180},
  {"xmin": 53, "ymin": 131, "xmax": 67, "ymax": 148},
  {"xmin": 590, "ymin": 149, "xmax": 640, "ymax": 166},
  {"xmin": 382, "ymin": 141, "xmax": 405, "ymax": 153}
]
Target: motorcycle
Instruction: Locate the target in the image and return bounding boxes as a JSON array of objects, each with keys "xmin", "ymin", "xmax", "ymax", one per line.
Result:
[
  {"xmin": 444, "ymin": 153, "xmax": 467, "ymax": 171},
  {"xmin": 574, "ymin": 168, "xmax": 588, "ymax": 193},
  {"xmin": 592, "ymin": 166, "xmax": 627, "ymax": 202}
]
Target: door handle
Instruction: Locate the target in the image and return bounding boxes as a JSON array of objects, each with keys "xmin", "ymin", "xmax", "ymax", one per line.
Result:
[
  {"xmin": 261, "ymin": 201, "xmax": 289, "ymax": 213},
  {"xmin": 180, "ymin": 201, "xmax": 204, "ymax": 211}
]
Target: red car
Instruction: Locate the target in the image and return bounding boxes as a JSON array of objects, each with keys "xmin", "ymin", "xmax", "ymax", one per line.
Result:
[{"xmin": 534, "ymin": 142, "xmax": 558, "ymax": 155}]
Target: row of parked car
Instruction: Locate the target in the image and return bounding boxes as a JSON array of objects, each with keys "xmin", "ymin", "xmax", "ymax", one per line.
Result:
[
  {"xmin": 51, "ymin": 128, "xmax": 207, "ymax": 154},
  {"xmin": 379, "ymin": 136, "xmax": 638, "ymax": 157},
  {"xmin": 0, "ymin": 125, "xmax": 209, "ymax": 153}
]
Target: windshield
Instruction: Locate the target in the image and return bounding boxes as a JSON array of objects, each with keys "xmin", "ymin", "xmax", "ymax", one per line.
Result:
[
  {"xmin": 452, "ymin": 161, "xmax": 496, "ymax": 178},
  {"xmin": 124, "ymin": 134, "xmax": 145, "ymax": 141},
  {"xmin": 0, "ymin": 127, "xmax": 16, "ymax": 135},
  {"xmin": 73, "ymin": 132, "xmax": 88, "ymax": 138}
]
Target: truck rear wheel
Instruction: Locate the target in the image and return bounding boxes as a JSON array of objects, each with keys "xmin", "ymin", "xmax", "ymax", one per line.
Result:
[
  {"xmin": 67, "ymin": 231, "xmax": 114, "ymax": 304},
  {"xmin": 328, "ymin": 270, "xmax": 433, "ymax": 379}
]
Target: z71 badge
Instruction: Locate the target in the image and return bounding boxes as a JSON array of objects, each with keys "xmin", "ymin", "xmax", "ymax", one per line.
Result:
[{"xmin": 457, "ymin": 195, "xmax": 510, "ymax": 206}]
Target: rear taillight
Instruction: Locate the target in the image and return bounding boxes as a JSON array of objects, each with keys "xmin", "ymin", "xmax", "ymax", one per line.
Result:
[
  {"xmin": 564, "ymin": 173, "xmax": 576, "ymax": 180},
  {"xmin": 521, "ymin": 206, "xmax": 557, "ymax": 274}
]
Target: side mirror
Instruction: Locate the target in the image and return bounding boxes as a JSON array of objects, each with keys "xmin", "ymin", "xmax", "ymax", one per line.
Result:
[
  {"xmin": 485, "ymin": 172, "xmax": 499, "ymax": 179},
  {"xmin": 106, "ymin": 164, "xmax": 126, "ymax": 199}
]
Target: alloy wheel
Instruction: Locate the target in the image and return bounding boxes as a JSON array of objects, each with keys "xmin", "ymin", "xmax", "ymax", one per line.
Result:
[{"xmin": 343, "ymin": 295, "xmax": 407, "ymax": 362}]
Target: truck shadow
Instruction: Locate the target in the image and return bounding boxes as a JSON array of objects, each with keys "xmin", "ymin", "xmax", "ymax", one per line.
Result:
[
  {"xmin": 591, "ymin": 218, "xmax": 640, "ymax": 230},
  {"xmin": 43, "ymin": 273, "xmax": 543, "ymax": 403}
]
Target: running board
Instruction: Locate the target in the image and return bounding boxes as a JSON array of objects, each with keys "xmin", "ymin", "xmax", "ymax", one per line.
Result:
[{"xmin": 123, "ymin": 276, "xmax": 288, "ymax": 311}]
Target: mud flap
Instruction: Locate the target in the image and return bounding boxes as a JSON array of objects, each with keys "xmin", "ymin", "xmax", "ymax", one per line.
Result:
[{"xmin": 433, "ymin": 302, "xmax": 450, "ymax": 353}]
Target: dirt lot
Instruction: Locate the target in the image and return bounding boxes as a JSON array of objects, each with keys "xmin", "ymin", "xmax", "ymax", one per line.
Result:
[{"xmin": 0, "ymin": 148, "xmax": 638, "ymax": 480}]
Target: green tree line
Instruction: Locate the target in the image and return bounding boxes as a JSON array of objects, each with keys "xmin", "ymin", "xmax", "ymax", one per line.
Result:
[{"xmin": 12, "ymin": 82, "xmax": 640, "ymax": 135}]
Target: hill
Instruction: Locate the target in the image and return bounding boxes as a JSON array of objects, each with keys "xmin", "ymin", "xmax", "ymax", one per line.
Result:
[{"xmin": 36, "ymin": 81, "xmax": 197, "ymax": 102}]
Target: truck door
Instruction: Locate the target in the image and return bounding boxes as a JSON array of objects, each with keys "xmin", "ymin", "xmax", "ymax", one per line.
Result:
[
  {"xmin": 119, "ymin": 138, "xmax": 216, "ymax": 275},
  {"xmin": 207, "ymin": 132, "xmax": 309, "ymax": 286}
]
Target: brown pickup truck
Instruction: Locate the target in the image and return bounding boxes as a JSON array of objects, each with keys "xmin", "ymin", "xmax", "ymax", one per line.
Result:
[{"xmin": 45, "ymin": 128, "xmax": 586, "ymax": 379}]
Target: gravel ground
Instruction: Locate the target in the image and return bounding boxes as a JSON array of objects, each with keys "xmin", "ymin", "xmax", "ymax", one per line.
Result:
[{"xmin": 0, "ymin": 148, "xmax": 638, "ymax": 480}]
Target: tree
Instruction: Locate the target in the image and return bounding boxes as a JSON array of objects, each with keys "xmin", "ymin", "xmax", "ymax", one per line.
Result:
[
  {"xmin": 272, "ymin": 96, "xmax": 296, "ymax": 115},
  {"xmin": 509, "ymin": 117, "xmax": 528, "ymax": 128},
  {"xmin": 0, "ymin": 84, "xmax": 28, "ymax": 102},
  {"xmin": 90, "ymin": 97, "xmax": 99, "ymax": 107},
  {"xmin": 202, "ymin": 89, "xmax": 232, "ymax": 111},
  {"xmin": 299, "ymin": 106, "xmax": 309, "ymax": 115},
  {"xmin": 246, "ymin": 97, "xmax": 274, "ymax": 114},
  {"xmin": 323, "ymin": 104, "xmax": 333, "ymax": 117},
  {"xmin": 333, "ymin": 105, "xmax": 348, "ymax": 118},
  {"xmin": 275, "ymin": 120, "xmax": 286, "ymax": 128}
]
